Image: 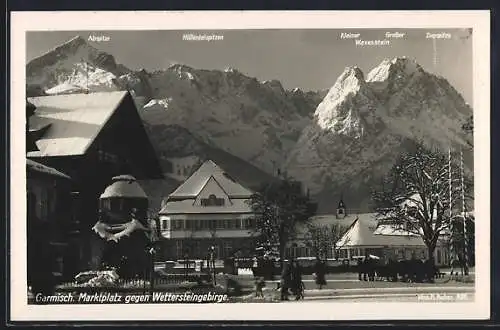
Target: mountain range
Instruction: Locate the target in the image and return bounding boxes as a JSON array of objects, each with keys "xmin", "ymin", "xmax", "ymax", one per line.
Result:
[{"xmin": 26, "ymin": 36, "xmax": 473, "ymax": 213}]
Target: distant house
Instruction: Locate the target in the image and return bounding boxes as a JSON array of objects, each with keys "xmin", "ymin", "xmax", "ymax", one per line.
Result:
[
  {"xmin": 288, "ymin": 199, "xmax": 360, "ymax": 259},
  {"xmin": 166, "ymin": 155, "xmax": 201, "ymax": 181},
  {"xmin": 335, "ymin": 214, "xmax": 450, "ymax": 266},
  {"xmin": 290, "ymin": 198, "xmax": 451, "ymax": 266},
  {"xmin": 26, "ymin": 91, "xmax": 163, "ymax": 272},
  {"xmin": 158, "ymin": 160, "xmax": 256, "ymax": 260}
]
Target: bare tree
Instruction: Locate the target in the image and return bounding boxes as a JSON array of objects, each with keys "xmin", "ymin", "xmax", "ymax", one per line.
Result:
[
  {"xmin": 306, "ymin": 223, "xmax": 348, "ymax": 260},
  {"xmin": 372, "ymin": 142, "xmax": 473, "ymax": 266}
]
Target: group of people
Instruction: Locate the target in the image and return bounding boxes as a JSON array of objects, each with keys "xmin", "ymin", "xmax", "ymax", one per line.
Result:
[
  {"xmin": 279, "ymin": 257, "xmax": 328, "ymax": 301},
  {"xmin": 357, "ymin": 254, "xmax": 441, "ymax": 283},
  {"xmin": 280, "ymin": 258, "xmax": 304, "ymax": 300}
]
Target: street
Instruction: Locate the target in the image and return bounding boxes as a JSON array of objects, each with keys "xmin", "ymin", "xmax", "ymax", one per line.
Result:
[{"xmin": 230, "ymin": 271, "xmax": 475, "ymax": 303}]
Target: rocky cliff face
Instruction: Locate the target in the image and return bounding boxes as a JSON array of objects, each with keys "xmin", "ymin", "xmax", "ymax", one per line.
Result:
[{"xmin": 285, "ymin": 57, "xmax": 473, "ymax": 212}]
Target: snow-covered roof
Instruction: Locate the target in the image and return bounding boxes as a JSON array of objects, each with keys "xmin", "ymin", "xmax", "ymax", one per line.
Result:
[
  {"xmin": 26, "ymin": 159, "xmax": 71, "ymax": 179},
  {"xmin": 27, "ymin": 91, "xmax": 128, "ymax": 157},
  {"xmin": 45, "ymin": 82, "xmax": 88, "ymax": 95},
  {"xmin": 100, "ymin": 175, "xmax": 148, "ymax": 199},
  {"xmin": 159, "ymin": 160, "xmax": 255, "ymax": 215},
  {"xmin": 337, "ymin": 213, "xmax": 426, "ymax": 248},
  {"xmin": 167, "ymin": 160, "xmax": 253, "ymax": 198},
  {"xmin": 294, "ymin": 213, "xmax": 358, "ymax": 239}
]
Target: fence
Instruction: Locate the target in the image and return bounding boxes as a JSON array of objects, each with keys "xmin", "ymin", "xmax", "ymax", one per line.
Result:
[{"xmin": 57, "ymin": 272, "xmax": 214, "ymax": 294}]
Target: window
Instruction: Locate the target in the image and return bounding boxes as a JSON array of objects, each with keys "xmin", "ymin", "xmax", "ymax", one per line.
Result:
[
  {"xmin": 27, "ymin": 191, "xmax": 37, "ymax": 220},
  {"xmin": 291, "ymin": 247, "xmax": 297, "ymax": 258},
  {"xmin": 39, "ymin": 188, "xmax": 48, "ymax": 221},
  {"xmin": 437, "ymin": 249, "xmax": 442, "ymax": 264},
  {"xmin": 176, "ymin": 241, "xmax": 183, "ymax": 259},
  {"xmin": 55, "ymin": 256, "xmax": 64, "ymax": 274},
  {"xmin": 98, "ymin": 149, "xmax": 118, "ymax": 164},
  {"xmin": 243, "ymin": 218, "xmax": 255, "ymax": 229},
  {"xmin": 173, "ymin": 219, "xmax": 184, "ymax": 230},
  {"xmin": 223, "ymin": 241, "xmax": 232, "ymax": 258},
  {"xmin": 118, "ymin": 200, "xmax": 126, "ymax": 211},
  {"xmin": 102, "ymin": 199, "xmax": 111, "ymax": 210},
  {"xmin": 109, "ymin": 199, "xmax": 120, "ymax": 211},
  {"xmin": 208, "ymin": 219, "xmax": 217, "ymax": 231},
  {"xmin": 162, "ymin": 220, "xmax": 168, "ymax": 230},
  {"xmin": 46, "ymin": 188, "xmax": 53, "ymax": 218},
  {"xmin": 201, "ymin": 194, "xmax": 225, "ymax": 207}
]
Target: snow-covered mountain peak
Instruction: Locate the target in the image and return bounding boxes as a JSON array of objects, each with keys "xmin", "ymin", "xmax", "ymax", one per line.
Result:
[
  {"xmin": 166, "ymin": 64, "xmax": 197, "ymax": 81},
  {"xmin": 313, "ymin": 66, "xmax": 374, "ymax": 134},
  {"xmin": 316, "ymin": 66, "xmax": 366, "ymax": 118},
  {"xmin": 27, "ymin": 35, "xmax": 129, "ymax": 93},
  {"xmin": 332, "ymin": 66, "xmax": 365, "ymax": 91},
  {"xmin": 263, "ymin": 79, "xmax": 285, "ymax": 93},
  {"xmin": 367, "ymin": 56, "xmax": 423, "ymax": 83},
  {"xmin": 224, "ymin": 66, "xmax": 238, "ymax": 73},
  {"xmin": 59, "ymin": 35, "xmax": 87, "ymax": 51},
  {"xmin": 339, "ymin": 66, "xmax": 365, "ymax": 81},
  {"xmin": 169, "ymin": 63, "xmax": 193, "ymax": 71}
]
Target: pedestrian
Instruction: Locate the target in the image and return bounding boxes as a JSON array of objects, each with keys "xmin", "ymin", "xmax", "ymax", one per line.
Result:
[
  {"xmin": 280, "ymin": 260, "xmax": 291, "ymax": 301},
  {"xmin": 357, "ymin": 257, "xmax": 364, "ymax": 281},
  {"xmin": 386, "ymin": 257, "xmax": 398, "ymax": 282},
  {"xmin": 290, "ymin": 258, "xmax": 303, "ymax": 300},
  {"xmin": 363, "ymin": 254, "xmax": 372, "ymax": 281},
  {"xmin": 254, "ymin": 276, "xmax": 265, "ymax": 298},
  {"xmin": 314, "ymin": 256, "xmax": 327, "ymax": 289}
]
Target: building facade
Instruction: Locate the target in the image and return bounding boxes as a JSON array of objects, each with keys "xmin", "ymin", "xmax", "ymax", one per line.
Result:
[
  {"xmin": 335, "ymin": 214, "xmax": 450, "ymax": 266},
  {"xmin": 27, "ymin": 159, "xmax": 79, "ymax": 291},
  {"xmin": 26, "ymin": 91, "xmax": 163, "ymax": 272},
  {"xmin": 158, "ymin": 160, "xmax": 257, "ymax": 260}
]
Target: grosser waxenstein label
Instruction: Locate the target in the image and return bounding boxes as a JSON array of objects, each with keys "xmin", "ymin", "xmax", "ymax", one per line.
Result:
[{"xmin": 31, "ymin": 292, "xmax": 229, "ymax": 304}]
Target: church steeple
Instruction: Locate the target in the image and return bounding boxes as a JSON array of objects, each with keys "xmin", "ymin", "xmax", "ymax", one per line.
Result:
[{"xmin": 336, "ymin": 194, "xmax": 346, "ymax": 218}]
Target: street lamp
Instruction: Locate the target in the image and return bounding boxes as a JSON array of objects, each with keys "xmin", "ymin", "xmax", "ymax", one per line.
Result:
[{"xmin": 209, "ymin": 245, "xmax": 216, "ymax": 286}]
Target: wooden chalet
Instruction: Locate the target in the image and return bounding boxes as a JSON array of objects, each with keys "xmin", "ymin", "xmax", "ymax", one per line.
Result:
[{"xmin": 27, "ymin": 91, "xmax": 163, "ymax": 273}]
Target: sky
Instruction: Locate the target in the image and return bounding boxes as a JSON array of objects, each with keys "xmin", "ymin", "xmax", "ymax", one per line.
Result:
[{"xmin": 26, "ymin": 29, "xmax": 473, "ymax": 104}]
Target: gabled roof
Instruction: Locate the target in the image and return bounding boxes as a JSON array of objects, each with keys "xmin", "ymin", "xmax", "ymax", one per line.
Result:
[
  {"xmin": 337, "ymin": 213, "xmax": 426, "ymax": 248},
  {"xmin": 26, "ymin": 91, "xmax": 128, "ymax": 157},
  {"xmin": 294, "ymin": 214, "xmax": 358, "ymax": 239},
  {"xmin": 26, "ymin": 159, "xmax": 71, "ymax": 179},
  {"xmin": 160, "ymin": 198, "xmax": 253, "ymax": 215},
  {"xmin": 168, "ymin": 160, "xmax": 253, "ymax": 199}
]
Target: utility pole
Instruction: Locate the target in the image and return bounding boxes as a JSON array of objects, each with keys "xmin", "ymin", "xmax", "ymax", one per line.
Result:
[
  {"xmin": 448, "ymin": 148, "xmax": 455, "ymax": 276},
  {"xmin": 460, "ymin": 148, "xmax": 469, "ymax": 276}
]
